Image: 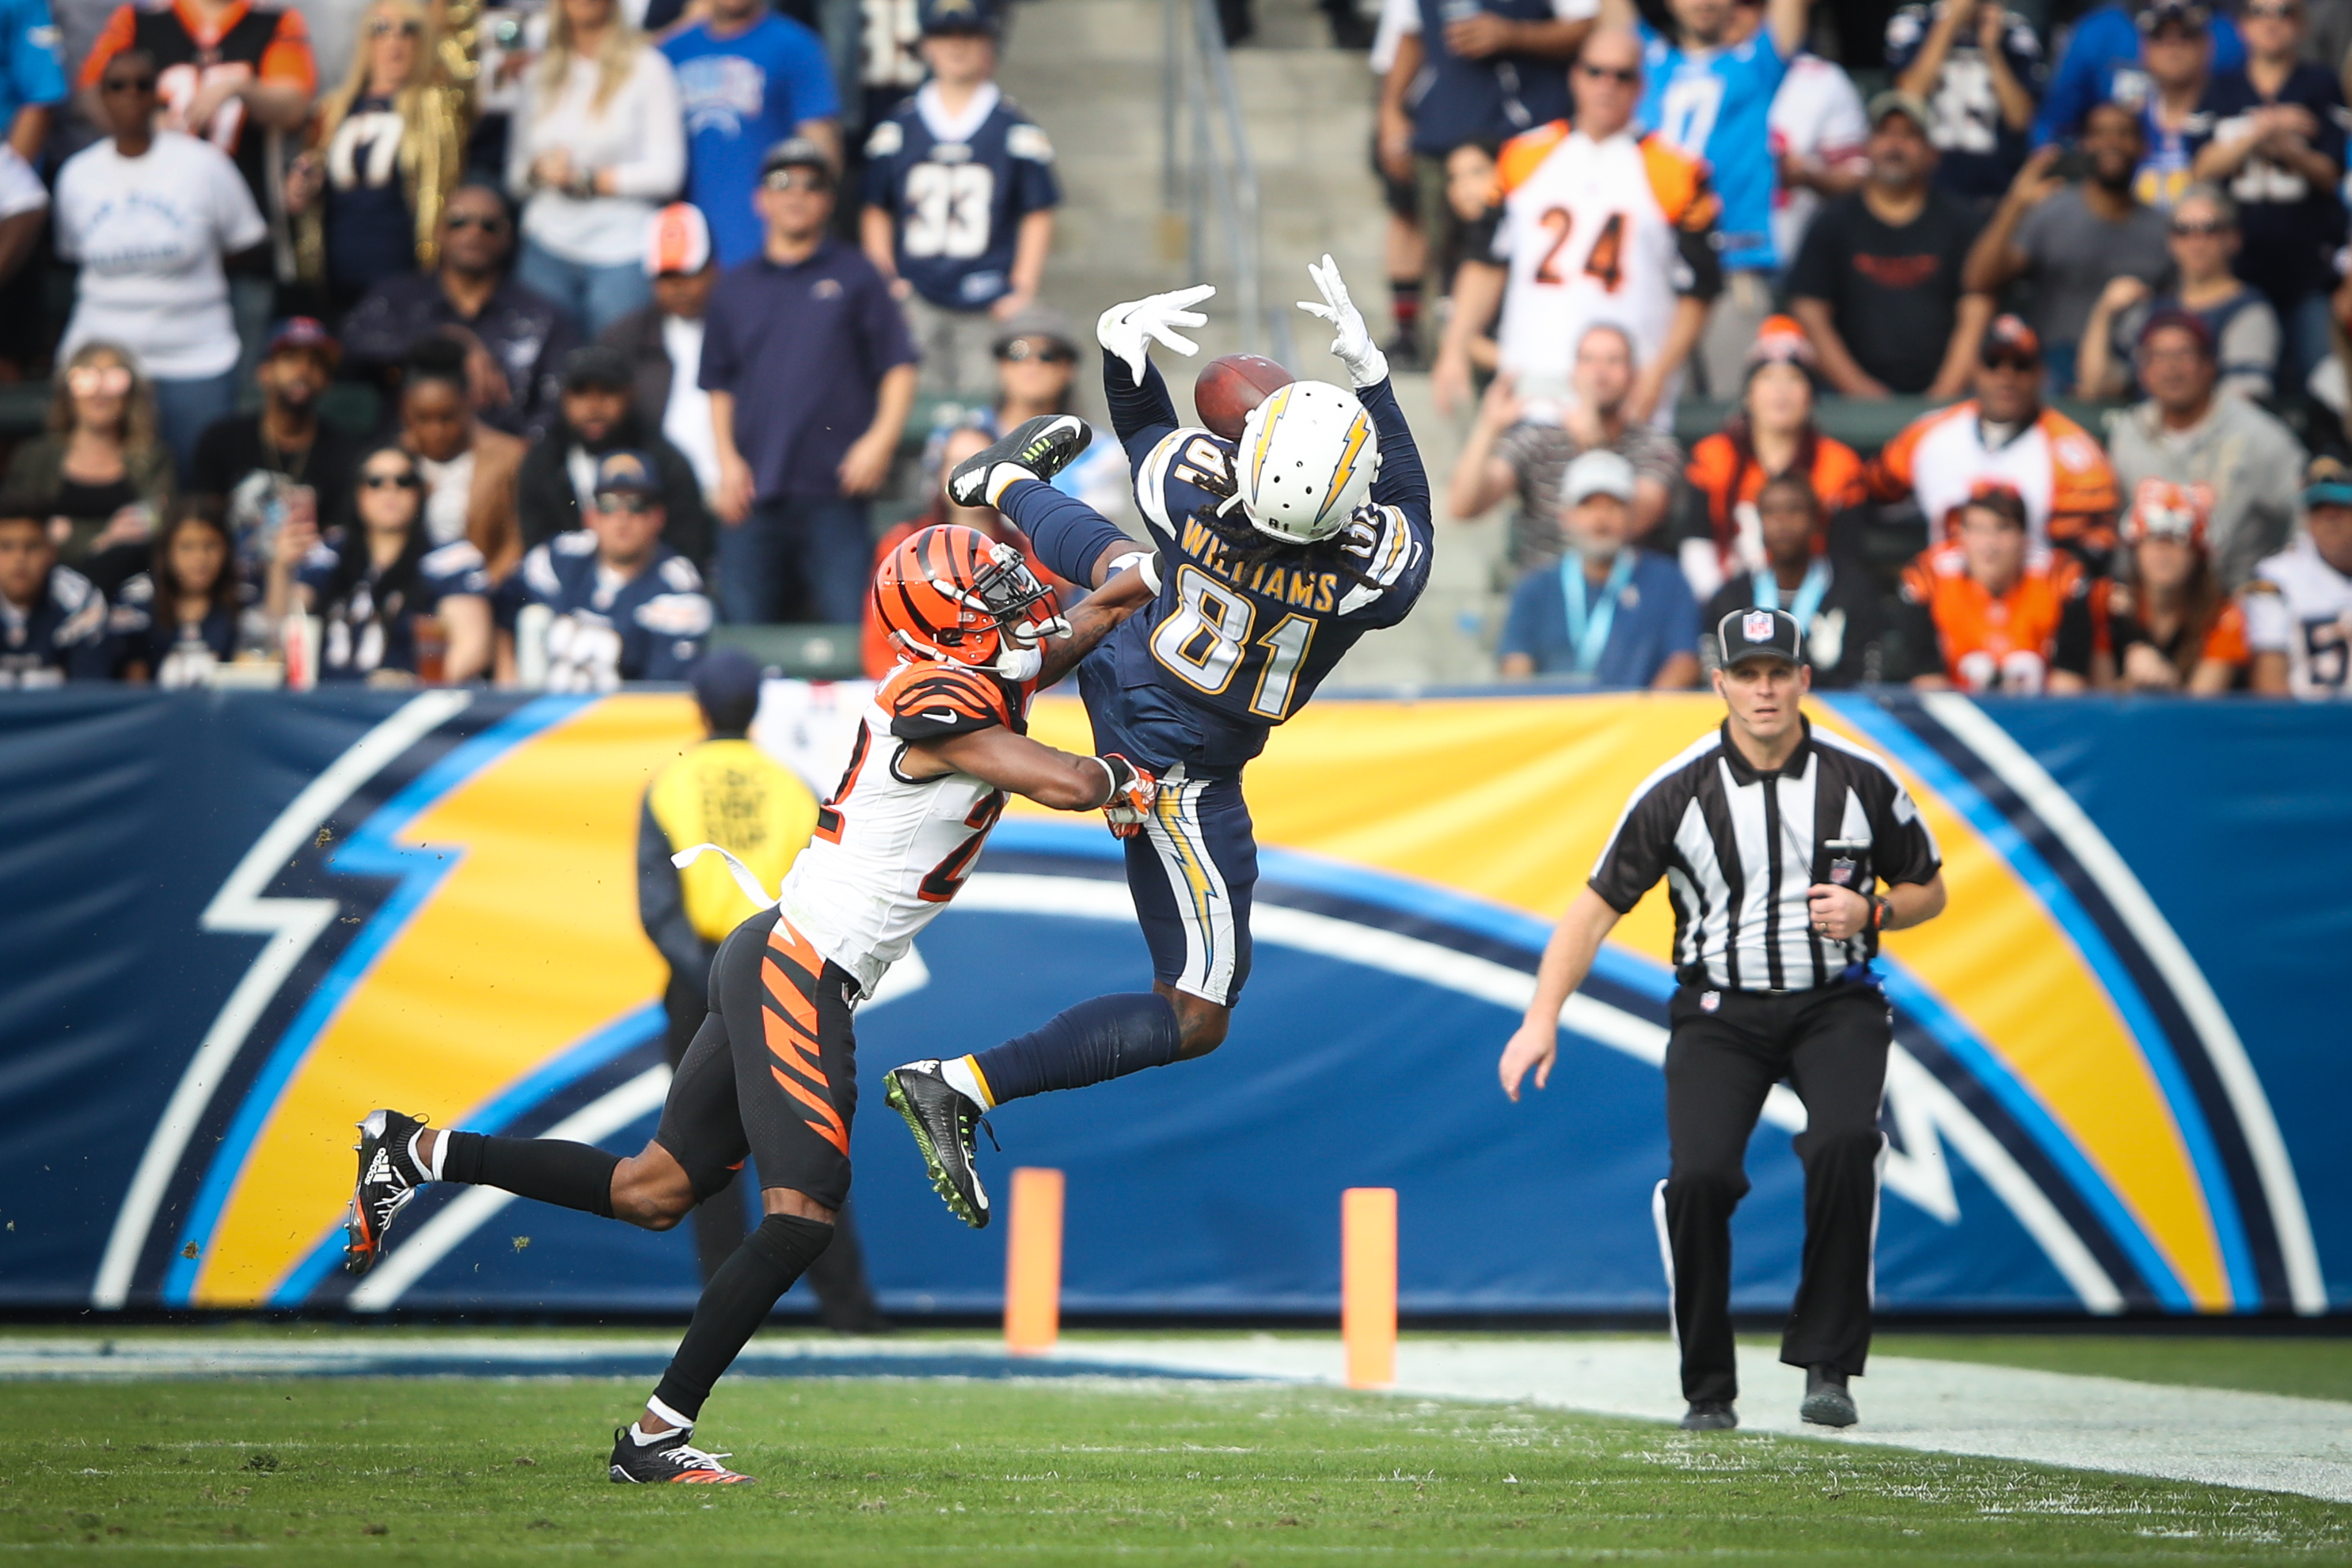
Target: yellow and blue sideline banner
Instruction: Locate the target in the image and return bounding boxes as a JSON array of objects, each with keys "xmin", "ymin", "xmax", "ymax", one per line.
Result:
[{"xmin": 0, "ymin": 685, "xmax": 2335, "ymax": 1319}]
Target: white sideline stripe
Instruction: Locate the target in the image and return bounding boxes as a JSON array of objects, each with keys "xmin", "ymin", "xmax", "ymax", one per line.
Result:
[
  {"xmin": 959, "ymin": 874, "xmax": 2122, "ymax": 1312},
  {"xmin": 1920, "ymin": 693, "xmax": 2324, "ymax": 1316},
  {"xmin": 93, "ymin": 692, "xmax": 474, "ymax": 1311},
  {"xmin": 349, "ymin": 1068, "xmax": 672, "ymax": 1312},
  {"xmin": 1061, "ymin": 1337, "xmax": 2352, "ymax": 1505}
]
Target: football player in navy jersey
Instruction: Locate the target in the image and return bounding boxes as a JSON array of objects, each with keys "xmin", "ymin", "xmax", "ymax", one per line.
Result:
[
  {"xmin": 858, "ymin": 0, "xmax": 1059, "ymax": 395},
  {"xmin": 512, "ymin": 450, "xmax": 716, "ymax": 690},
  {"xmin": 883, "ymin": 257, "xmax": 1435, "ymax": 1228}
]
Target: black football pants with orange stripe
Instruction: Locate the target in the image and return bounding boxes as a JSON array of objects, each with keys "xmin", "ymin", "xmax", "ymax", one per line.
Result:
[{"xmin": 642, "ymin": 907, "xmax": 855, "ymax": 1424}]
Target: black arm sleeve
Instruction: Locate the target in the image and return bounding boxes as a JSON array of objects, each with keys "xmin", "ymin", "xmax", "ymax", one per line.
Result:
[
  {"xmin": 637, "ymin": 793, "xmax": 708, "ymax": 980},
  {"xmin": 1360, "ymin": 376, "xmax": 1429, "ymax": 521},
  {"xmin": 1677, "ymin": 227, "xmax": 1725, "ymax": 303},
  {"xmin": 1105, "ymin": 354, "xmax": 1183, "ymax": 461},
  {"xmin": 1864, "ymin": 773, "xmax": 1943, "ymax": 888}
]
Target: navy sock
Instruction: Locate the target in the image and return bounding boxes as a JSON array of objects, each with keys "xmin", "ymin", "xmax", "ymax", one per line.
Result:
[
  {"xmin": 967, "ymin": 993, "xmax": 1183, "ymax": 1107},
  {"xmin": 441, "ymin": 1131, "xmax": 617, "ymax": 1221}
]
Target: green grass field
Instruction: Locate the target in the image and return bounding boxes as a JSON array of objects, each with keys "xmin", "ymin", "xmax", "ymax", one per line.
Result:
[{"xmin": 4, "ymin": 1333, "xmax": 2350, "ymax": 1566}]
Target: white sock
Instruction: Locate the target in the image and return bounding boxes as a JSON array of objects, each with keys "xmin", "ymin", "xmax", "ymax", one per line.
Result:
[
  {"xmin": 406, "ymin": 1129, "xmax": 444, "ymax": 1182},
  {"xmin": 939, "ymin": 1055, "xmax": 994, "ymax": 1111},
  {"xmin": 628, "ymin": 1421, "xmax": 680, "ymax": 1447},
  {"xmin": 644, "ymin": 1395, "xmax": 696, "ymax": 1433},
  {"xmin": 984, "ymin": 463, "xmax": 1036, "ymax": 507}
]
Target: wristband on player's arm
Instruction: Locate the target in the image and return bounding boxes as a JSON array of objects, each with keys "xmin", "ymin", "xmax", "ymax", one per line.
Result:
[{"xmin": 1105, "ymin": 549, "xmax": 1161, "ymax": 594}]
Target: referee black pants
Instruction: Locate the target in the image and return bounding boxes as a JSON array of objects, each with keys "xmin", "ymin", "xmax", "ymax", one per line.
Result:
[{"xmin": 1660, "ymin": 981, "xmax": 1891, "ymax": 1405}]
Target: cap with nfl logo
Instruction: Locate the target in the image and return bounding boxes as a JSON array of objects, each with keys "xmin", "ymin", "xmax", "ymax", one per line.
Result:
[{"xmin": 1719, "ymin": 606, "xmax": 1803, "ymax": 667}]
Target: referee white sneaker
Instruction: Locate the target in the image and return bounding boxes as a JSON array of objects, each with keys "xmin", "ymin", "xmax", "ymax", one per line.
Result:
[{"xmin": 1801, "ymin": 1365, "xmax": 1857, "ymax": 1427}]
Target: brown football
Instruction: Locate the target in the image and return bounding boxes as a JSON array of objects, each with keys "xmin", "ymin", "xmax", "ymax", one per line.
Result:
[{"xmin": 1193, "ymin": 354, "xmax": 1294, "ymax": 442}]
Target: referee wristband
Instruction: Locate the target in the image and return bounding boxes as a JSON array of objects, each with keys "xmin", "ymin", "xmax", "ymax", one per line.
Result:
[{"xmin": 1872, "ymin": 895, "xmax": 1893, "ymax": 932}]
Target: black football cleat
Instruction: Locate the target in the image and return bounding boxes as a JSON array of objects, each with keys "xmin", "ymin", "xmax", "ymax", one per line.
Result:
[
  {"xmin": 1801, "ymin": 1365, "xmax": 1857, "ymax": 1428},
  {"xmin": 608, "ymin": 1426, "xmax": 752, "ymax": 1485},
  {"xmin": 884, "ymin": 1060, "xmax": 991, "ymax": 1228},
  {"xmin": 1680, "ymin": 1399, "xmax": 1738, "ymax": 1431},
  {"xmin": 343, "ymin": 1108, "xmax": 429, "ymax": 1277},
  {"xmin": 946, "ymin": 414, "xmax": 1090, "ymax": 507}
]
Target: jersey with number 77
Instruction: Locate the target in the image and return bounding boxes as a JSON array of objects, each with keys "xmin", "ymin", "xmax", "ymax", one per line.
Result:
[{"xmin": 1019, "ymin": 362, "xmax": 1434, "ymax": 776}]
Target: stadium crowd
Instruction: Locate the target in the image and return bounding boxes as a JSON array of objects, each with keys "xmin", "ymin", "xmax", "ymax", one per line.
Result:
[{"xmin": 0, "ymin": 0, "xmax": 2345, "ymax": 697}]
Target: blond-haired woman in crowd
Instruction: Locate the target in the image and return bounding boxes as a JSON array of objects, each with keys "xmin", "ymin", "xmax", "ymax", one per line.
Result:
[
  {"xmin": 287, "ymin": 0, "xmax": 473, "ymax": 317},
  {"xmin": 4, "ymin": 340, "xmax": 176, "ymax": 593},
  {"xmin": 506, "ymin": 0, "xmax": 682, "ymax": 336}
]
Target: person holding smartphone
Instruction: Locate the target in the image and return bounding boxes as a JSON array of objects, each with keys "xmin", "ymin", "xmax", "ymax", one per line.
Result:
[{"xmin": 1497, "ymin": 606, "xmax": 1948, "ymax": 1433}]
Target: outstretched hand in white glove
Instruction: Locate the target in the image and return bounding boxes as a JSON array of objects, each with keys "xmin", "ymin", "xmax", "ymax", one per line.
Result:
[
  {"xmin": 1096, "ymin": 285, "xmax": 1217, "ymax": 386},
  {"xmin": 1298, "ymin": 252, "xmax": 1389, "ymax": 389}
]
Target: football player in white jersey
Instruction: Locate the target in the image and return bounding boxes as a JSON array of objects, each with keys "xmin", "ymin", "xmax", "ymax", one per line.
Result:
[
  {"xmin": 2248, "ymin": 457, "xmax": 2352, "ymax": 699},
  {"xmin": 1431, "ymin": 25, "xmax": 1724, "ymax": 423},
  {"xmin": 337, "ymin": 523, "xmax": 1154, "ymax": 1484}
]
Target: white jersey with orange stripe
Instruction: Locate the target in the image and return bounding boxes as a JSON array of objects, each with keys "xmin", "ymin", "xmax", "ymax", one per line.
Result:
[
  {"xmin": 772, "ymin": 662, "xmax": 1035, "ymax": 997},
  {"xmin": 1486, "ymin": 122, "xmax": 1724, "ymax": 420}
]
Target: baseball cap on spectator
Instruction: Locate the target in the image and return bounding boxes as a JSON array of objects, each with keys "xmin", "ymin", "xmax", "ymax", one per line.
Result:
[
  {"xmin": 2137, "ymin": 0, "xmax": 2208, "ymax": 32},
  {"xmin": 1717, "ymin": 606, "xmax": 1804, "ymax": 667},
  {"xmin": 593, "ymin": 449, "xmax": 661, "ymax": 496},
  {"xmin": 2302, "ymin": 455, "xmax": 2352, "ymax": 511},
  {"xmin": 1978, "ymin": 313, "xmax": 2042, "ymax": 366},
  {"xmin": 644, "ymin": 203, "xmax": 712, "ymax": 277},
  {"xmin": 2126, "ymin": 479, "xmax": 2209, "ymax": 546},
  {"xmin": 992, "ymin": 305, "xmax": 1080, "ymax": 361},
  {"xmin": 266, "ymin": 317, "xmax": 340, "ymax": 365},
  {"xmin": 1745, "ymin": 313, "xmax": 1818, "ymax": 380},
  {"xmin": 2138, "ymin": 306, "xmax": 2216, "ymax": 358},
  {"xmin": 760, "ymin": 136, "xmax": 835, "ymax": 185},
  {"xmin": 920, "ymin": 0, "xmax": 999, "ymax": 34},
  {"xmin": 1866, "ymin": 89, "xmax": 1932, "ymax": 133},
  {"xmin": 691, "ymin": 647, "xmax": 765, "ymax": 735},
  {"xmin": 563, "ymin": 344, "xmax": 635, "ymax": 393},
  {"xmin": 1563, "ymin": 449, "xmax": 1637, "ymax": 505}
]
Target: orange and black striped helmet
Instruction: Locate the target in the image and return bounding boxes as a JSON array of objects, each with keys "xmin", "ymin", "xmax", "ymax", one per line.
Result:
[{"xmin": 872, "ymin": 524, "xmax": 1062, "ymax": 666}]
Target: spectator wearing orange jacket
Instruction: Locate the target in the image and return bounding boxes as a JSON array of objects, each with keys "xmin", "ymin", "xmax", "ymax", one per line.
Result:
[
  {"xmin": 1895, "ymin": 480, "xmax": 2094, "ymax": 693},
  {"xmin": 1870, "ymin": 313, "xmax": 2121, "ymax": 573},
  {"xmin": 1677, "ymin": 317, "xmax": 1868, "ymax": 602},
  {"xmin": 2088, "ymin": 478, "xmax": 2251, "ymax": 693}
]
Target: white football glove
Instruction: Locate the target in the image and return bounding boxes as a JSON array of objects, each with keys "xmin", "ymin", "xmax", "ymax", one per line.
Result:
[
  {"xmin": 1096, "ymin": 285, "xmax": 1216, "ymax": 386},
  {"xmin": 1298, "ymin": 253, "xmax": 1389, "ymax": 389}
]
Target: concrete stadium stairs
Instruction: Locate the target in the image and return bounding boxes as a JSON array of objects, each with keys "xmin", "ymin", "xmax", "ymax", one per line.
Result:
[{"xmin": 1002, "ymin": 0, "xmax": 1507, "ymax": 686}]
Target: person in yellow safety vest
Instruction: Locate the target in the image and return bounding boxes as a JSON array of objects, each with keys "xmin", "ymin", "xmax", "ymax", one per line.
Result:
[{"xmin": 637, "ymin": 647, "xmax": 887, "ymax": 1331}]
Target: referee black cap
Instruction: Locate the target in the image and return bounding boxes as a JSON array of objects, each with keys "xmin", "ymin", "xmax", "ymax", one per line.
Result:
[{"xmin": 1718, "ymin": 606, "xmax": 1804, "ymax": 668}]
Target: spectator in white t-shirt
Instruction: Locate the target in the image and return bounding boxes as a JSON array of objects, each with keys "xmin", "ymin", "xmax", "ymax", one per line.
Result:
[
  {"xmin": 507, "ymin": 0, "xmax": 685, "ymax": 336},
  {"xmin": 55, "ymin": 49, "xmax": 268, "ymax": 480},
  {"xmin": 1768, "ymin": 50, "xmax": 1871, "ymax": 272},
  {"xmin": 602, "ymin": 203, "xmax": 721, "ymax": 503}
]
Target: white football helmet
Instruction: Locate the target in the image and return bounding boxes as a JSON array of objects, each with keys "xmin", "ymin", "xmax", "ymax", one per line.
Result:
[{"xmin": 1233, "ymin": 380, "xmax": 1379, "ymax": 545}]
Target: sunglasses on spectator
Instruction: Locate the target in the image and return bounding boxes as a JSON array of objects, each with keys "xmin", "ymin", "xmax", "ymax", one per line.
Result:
[
  {"xmin": 66, "ymin": 365, "xmax": 133, "ymax": 397},
  {"xmin": 444, "ymin": 211, "xmax": 507, "ymax": 232},
  {"xmin": 101, "ymin": 74, "xmax": 158, "ymax": 93},
  {"xmin": 998, "ymin": 339, "xmax": 1075, "ymax": 364},
  {"xmin": 762, "ymin": 169, "xmax": 830, "ymax": 192},
  {"xmin": 595, "ymin": 492, "xmax": 657, "ymax": 514},
  {"xmin": 2246, "ymin": 2, "xmax": 2300, "ymax": 17},
  {"xmin": 1982, "ymin": 352, "xmax": 2039, "ymax": 372},
  {"xmin": 1579, "ymin": 63, "xmax": 1639, "ymax": 83},
  {"xmin": 370, "ymin": 16, "xmax": 422, "ymax": 35},
  {"xmin": 2172, "ymin": 216, "xmax": 2232, "ymax": 234},
  {"xmin": 360, "ymin": 469, "xmax": 422, "ymax": 489}
]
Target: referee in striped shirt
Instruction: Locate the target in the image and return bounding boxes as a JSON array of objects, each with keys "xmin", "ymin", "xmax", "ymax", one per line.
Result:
[{"xmin": 1499, "ymin": 608, "xmax": 1947, "ymax": 1432}]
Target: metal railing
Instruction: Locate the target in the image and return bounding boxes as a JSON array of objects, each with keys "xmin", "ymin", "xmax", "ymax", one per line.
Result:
[{"xmin": 1161, "ymin": 0, "xmax": 1298, "ymax": 368}]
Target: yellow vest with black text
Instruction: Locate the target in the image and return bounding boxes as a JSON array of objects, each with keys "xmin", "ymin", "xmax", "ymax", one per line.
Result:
[{"xmin": 647, "ymin": 739, "xmax": 821, "ymax": 943}]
